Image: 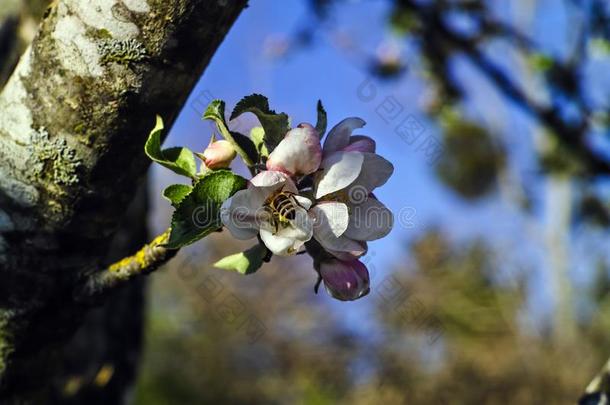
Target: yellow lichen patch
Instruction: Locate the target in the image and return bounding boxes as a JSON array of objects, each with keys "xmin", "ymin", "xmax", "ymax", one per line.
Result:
[
  {"xmin": 108, "ymin": 230, "xmax": 170, "ymax": 274},
  {"xmin": 62, "ymin": 376, "xmax": 83, "ymax": 397},
  {"xmin": 94, "ymin": 364, "xmax": 115, "ymax": 387},
  {"xmin": 108, "ymin": 255, "xmax": 136, "ymax": 273}
]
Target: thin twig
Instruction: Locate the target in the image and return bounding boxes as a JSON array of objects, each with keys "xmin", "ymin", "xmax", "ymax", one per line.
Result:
[{"xmin": 77, "ymin": 229, "xmax": 178, "ymax": 299}]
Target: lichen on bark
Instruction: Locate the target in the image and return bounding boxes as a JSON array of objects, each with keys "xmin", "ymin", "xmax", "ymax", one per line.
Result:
[
  {"xmin": 97, "ymin": 38, "xmax": 147, "ymax": 65},
  {"xmin": 27, "ymin": 127, "xmax": 82, "ymax": 186}
]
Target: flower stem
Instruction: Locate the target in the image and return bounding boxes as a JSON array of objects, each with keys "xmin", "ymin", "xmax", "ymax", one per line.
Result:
[{"xmin": 215, "ymin": 121, "xmax": 255, "ymax": 167}]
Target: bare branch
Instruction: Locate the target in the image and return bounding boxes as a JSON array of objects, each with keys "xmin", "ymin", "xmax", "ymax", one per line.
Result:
[{"xmin": 80, "ymin": 229, "xmax": 177, "ymax": 299}]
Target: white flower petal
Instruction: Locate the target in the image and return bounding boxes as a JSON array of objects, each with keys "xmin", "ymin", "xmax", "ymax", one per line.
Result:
[
  {"xmin": 326, "ymin": 243, "xmax": 368, "ymax": 260},
  {"xmin": 316, "ymin": 234, "xmax": 368, "ymax": 258},
  {"xmin": 259, "ymin": 207, "xmax": 313, "ymax": 256},
  {"xmin": 266, "ymin": 124, "xmax": 322, "ymax": 176},
  {"xmin": 312, "ymin": 204, "xmax": 367, "ymax": 257},
  {"xmin": 311, "ymin": 202, "xmax": 349, "ymax": 238},
  {"xmin": 260, "ymin": 229, "xmax": 301, "ymax": 256},
  {"xmin": 323, "ymin": 117, "xmax": 366, "ymax": 155},
  {"xmin": 282, "ymin": 207, "xmax": 314, "ymax": 241},
  {"xmin": 351, "ymin": 153, "xmax": 394, "ymax": 193},
  {"xmin": 250, "ymin": 170, "xmax": 290, "ymax": 189},
  {"xmin": 294, "ymin": 195, "xmax": 313, "ymax": 210},
  {"xmin": 315, "ymin": 151, "xmax": 364, "ymax": 199},
  {"xmin": 221, "ymin": 189, "xmax": 268, "ymax": 240},
  {"xmin": 344, "ymin": 198, "xmax": 394, "ymax": 241},
  {"xmin": 344, "ymin": 135, "xmax": 376, "ymax": 153}
]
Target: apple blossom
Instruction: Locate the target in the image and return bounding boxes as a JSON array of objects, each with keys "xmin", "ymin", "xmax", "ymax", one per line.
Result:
[
  {"xmin": 151, "ymin": 94, "xmax": 396, "ymax": 302},
  {"xmin": 266, "ymin": 123, "xmax": 322, "ymax": 176},
  {"xmin": 311, "ymin": 117, "xmax": 394, "ymax": 260}
]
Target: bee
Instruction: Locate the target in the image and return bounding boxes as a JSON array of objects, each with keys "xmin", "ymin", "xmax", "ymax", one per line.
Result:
[{"xmin": 265, "ymin": 191, "xmax": 301, "ymax": 231}]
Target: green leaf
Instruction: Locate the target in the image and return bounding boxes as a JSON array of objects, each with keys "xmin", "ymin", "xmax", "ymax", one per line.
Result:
[
  {"xmin": 165, "ymin": 170, "xmax": 247, "ymax": 249},
  {"xmin": 250, "ymin": 126, "xmax": 269, "ymax": 158},
  {"xmin": 203, "ymin": 99, "xmax": 226, "ymax": 123},
  {"xmin": 204, "ymin": 100, "xmax": 256, "ymax": 166},
  {"xmin": 145, "ymin": 116, "xmax": 197, "ymax": 178},
  {"xmin": 214, "ymin": 243, "xmax": 269, "ymax": 275},
  {"xmin": 315, "ymin": 100, "xmax": 327, "ymax": 138},
  {"xmin": 231, "ymin": 131, "xmax": 259, "ymax": 164},
  {"xmin": 230, "ymin": 94, "xmax": 289, "ymax": 153},
  {"xmin": 163, "ymin": 184, "xmax": 192, "ymax": 207}
]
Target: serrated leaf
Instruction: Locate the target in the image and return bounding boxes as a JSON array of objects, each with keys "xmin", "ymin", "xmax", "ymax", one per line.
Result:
[
  {"xmin": 230, "ymin": 94, "xmax": 289, "ymax": 153},
  {"xmin": 145, "ymin": 116, "xmax": 197, "ymax": 178},
  {"xmin": 163, "ymin": 184, "xmax": 192, "ymax": 207},
  {"xmin": 250, "ymin": 126, "xmax": 269, "ymax": 157},
  {"xmin": 214, "ymin": 243, "xmax": 269, "ymax": 275},
  {"xmin": 315, "ymin": 100, "xmax": 327, "ymax": 138},
  {"xmin": 165, "ymin": 170, "xmax": 247, "ymax": 249},
  {"xmin": 203, "ymin": 100, "xmax": 257, "ymax": 166}
]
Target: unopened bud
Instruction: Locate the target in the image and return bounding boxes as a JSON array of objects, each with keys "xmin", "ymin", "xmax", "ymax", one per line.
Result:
[
  {"xmin": 199, "ymin": 139, "xmax": 236, "ymax": 169},
  {"xmin": 318, "ymin": 258, "xmax": 370, "ymax": 301}
]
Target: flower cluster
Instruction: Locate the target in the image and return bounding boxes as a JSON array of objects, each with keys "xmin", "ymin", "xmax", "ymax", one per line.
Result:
[
  {"xmin": 146, "ymin": 95, "xmax": 394, "ymax": 302},
  {"xmin": 221, "ymin": 118, "xmax": 394, "ymax": 301}
]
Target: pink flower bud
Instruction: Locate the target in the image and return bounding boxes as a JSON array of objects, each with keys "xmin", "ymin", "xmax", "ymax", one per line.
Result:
[
  {"xmin": 201, "ymin": 139, "xmax": 236, "ymax": 169},
  {"xmin": 266, "ymin": 123, "xmax": 322, "ymax": 176},
  {"xmin": 318, "ymin": 258, "xmax": 370, "ymax": 301}
]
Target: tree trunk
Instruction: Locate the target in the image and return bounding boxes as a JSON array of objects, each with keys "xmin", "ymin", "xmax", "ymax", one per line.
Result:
[
  {"xmin": 49, "ymin": 183, "xmax": 149, "ymax": 405},
  {"xmin": 0, "ymin": 0, "xmax": 247, "ymax": 402}
]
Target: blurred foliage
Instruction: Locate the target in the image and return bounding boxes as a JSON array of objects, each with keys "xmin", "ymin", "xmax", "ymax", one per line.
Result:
[
  {"xmin": 576, "ymin": 194, "xmax": 610, "ymax": 228},
  {"xmin": 133, "ymin": 230, "xmax": 610, "ymax": 404},
  {"xmin": 389, "ymin": 8, "xmax": 419, "ymax": 35},
  {"xmin": 538, "ymin": 133, "xmax": 586, "ymax": 176},
  {"xmin": 435, "ymin": 115, "xmax": 505, "ymax": 200}
]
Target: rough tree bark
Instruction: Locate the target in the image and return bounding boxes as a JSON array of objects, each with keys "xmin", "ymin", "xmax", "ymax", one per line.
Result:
[
  {"xmin": 49, "ymin": 183, "xmax": 149, "ymax": 405},
  {"xmin": 0, "ymin": 0, "xmax": 247, "ymax": 402}
]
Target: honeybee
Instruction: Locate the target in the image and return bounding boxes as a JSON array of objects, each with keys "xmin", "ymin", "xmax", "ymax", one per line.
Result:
[{"xmin": 265, "ymin": 191, "xmax": 301, "ymax": 231}]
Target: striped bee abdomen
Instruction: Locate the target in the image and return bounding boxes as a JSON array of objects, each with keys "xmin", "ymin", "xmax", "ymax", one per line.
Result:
[{"xmin": 269, "ymin": 192, "xmax": 298, "ymax": 220}]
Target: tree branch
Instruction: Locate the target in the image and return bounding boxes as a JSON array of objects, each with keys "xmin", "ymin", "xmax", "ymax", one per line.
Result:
[{"xmin": 79, "ymin": 229, "xmax": 177, "ymax": 299}]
